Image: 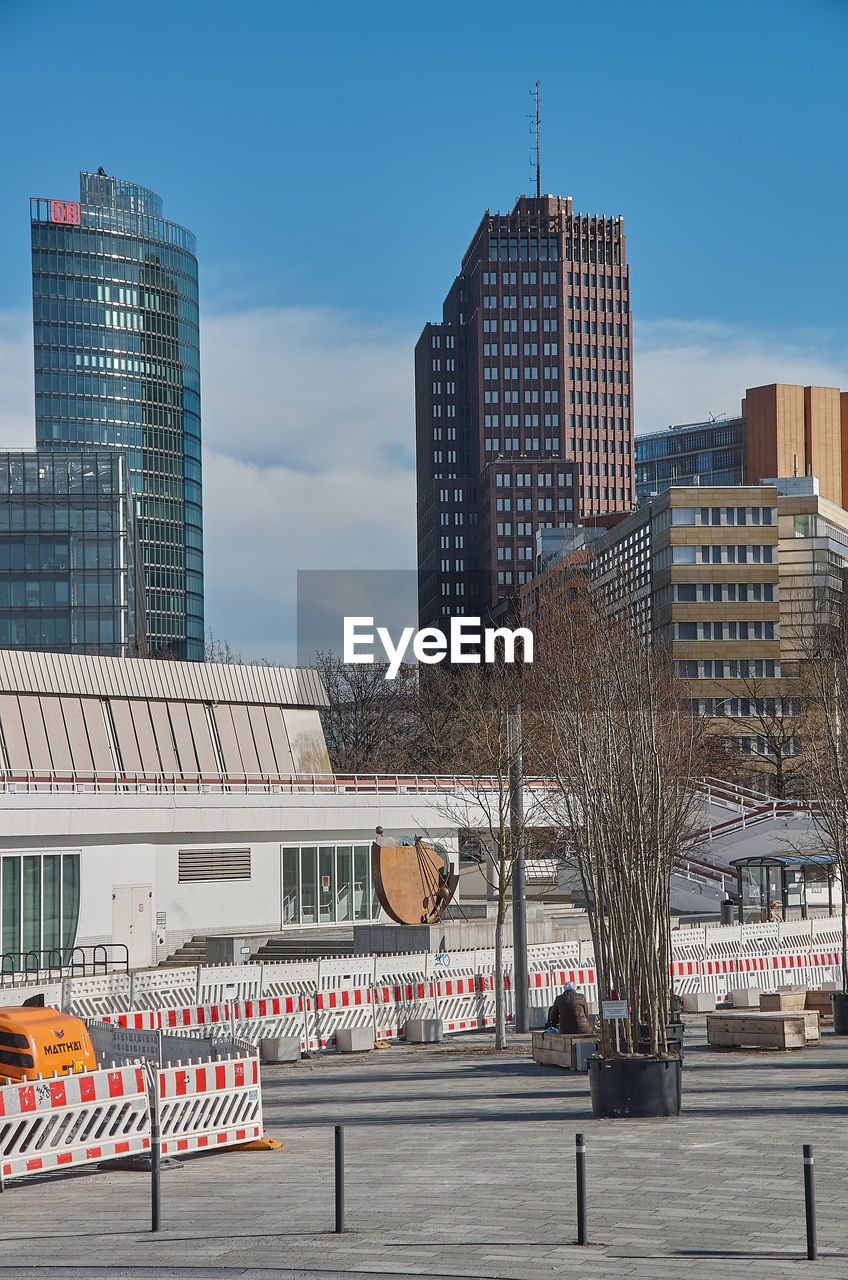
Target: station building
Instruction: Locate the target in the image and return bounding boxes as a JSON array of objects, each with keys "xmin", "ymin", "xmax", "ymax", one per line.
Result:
[{"xmin": 0, "ymin": 651, "xmax": 468, "ymax": 969}]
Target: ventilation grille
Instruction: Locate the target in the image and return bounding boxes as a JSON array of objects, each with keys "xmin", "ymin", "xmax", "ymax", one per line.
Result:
[{"xmin": 178, "ymin": 849, "xmax": 251, "ymax": 882}]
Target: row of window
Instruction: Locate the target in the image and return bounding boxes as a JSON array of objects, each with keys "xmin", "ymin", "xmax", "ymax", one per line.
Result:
[
  {"xmin": 0, "ymin": 577, "xmax": 125, "ymax": 608},
  {"xmin": 484, "ymin": 438, "xmax": 561, "ymax": 453},
  {"xmin": 0, "ymin": 613, "xmax": 121, "ymax": 647},
  {"xmin": 635, "ymin": 427, "xmax": 741, "ymax": 460},
  {"xmin": 668, "ymin": 582, "xmax": 775, "ymax": 603},
  {"xmin": 34, "ymin": 275, "xmax": 197, "ymax": 324},
  {"xmin": 677, "ymin": 659, "xmax": 779, "ymax": 679},
  {"xmin": 484, "ymin": 414, "xmax": 560, "ymax": 429},
  {"xmin": 0, "ymin": 505, "xmax": 122, "ymax": 534},
  {"xmin": 495, "ymin": 472, "xmax": 568, "ymax": 487},
  {"xmin": 496, "ymin": 522, "xmax": 538, "ymax": 536},
  {"xmin": 482, "ymin": 271, "xmax": 560, "ymax": 285},
  {"xmin": 33, "ymin": 299, "xmax": 198, "ymax": 346},
  {"xmin": 31, "ymin": 220, "xmax": 196, "ymax": 262},
  {"xmin": 495, "ymin": 497, "xmax": 571, "ymax": 513},
  {"xmin": 488, "ymin": 236, "xmax": 561, "ymax": 261},
  {"xmin": 482, "ymin": 295, "xmax": 559, "ymax": 310},
  {"xmin": 0, "ymin": 537, "xmax": 124, "ymax": 572},
  {"xmin": 669, "ymin": 506, "xmax": 774, "ymax": 527},
  {"xmin": 38, "ymin": 348, "xmax": 196, "ymax": 392},
  {"xmin": 483, "ymin": 366, "xmax": 560, "ymax": 380},
  {"xmin": 691, "ymin": 697, "xmax": 796, "ymax": 717},
  {"xmin": 675, "ymin": 620, "xmax": 777, "ymax": 641},
  {"xmin": 666, "ymin": 544, "xmax": 775, "ymax": 565},
  {"xmin": 33, "ymin": 323, "xmax": 199, "ymax": 372},
  {"xmin": 32, "ymin": 248, "xmax": 196, "ymax": 295},
  {"xmin": 484, "ymin": 390, "xmax": 560, "ymax": 404}
]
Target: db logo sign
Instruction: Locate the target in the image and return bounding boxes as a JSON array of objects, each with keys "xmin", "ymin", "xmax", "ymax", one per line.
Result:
[{"xmin": 50, "ymin": 200, "xmax": 81, "ymax": 225}]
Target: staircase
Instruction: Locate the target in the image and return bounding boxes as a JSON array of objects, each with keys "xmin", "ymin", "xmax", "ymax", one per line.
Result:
[
  {"xmin": 251, "ymin": 928, "xmax": 356, "ymax": 963},
  {"xmin": 159, "ymin": 935, "xmax": 209, "ymax": 968}
]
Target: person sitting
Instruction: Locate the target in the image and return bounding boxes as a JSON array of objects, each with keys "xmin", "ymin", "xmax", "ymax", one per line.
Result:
[{"xmin": 545, "ymin": 981, "xmax": 594, "ymax": 1035}]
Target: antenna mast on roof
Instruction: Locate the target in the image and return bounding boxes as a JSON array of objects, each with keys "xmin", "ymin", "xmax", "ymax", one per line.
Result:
[{"xmin": 535, "ymin": 80, "xmax": 541, "ymax": 198}]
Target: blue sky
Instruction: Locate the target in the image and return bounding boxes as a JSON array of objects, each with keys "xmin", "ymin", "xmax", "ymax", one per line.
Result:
[{"xmin": 0, "ymin": 0, "xmax": 846, "ymax": 659}]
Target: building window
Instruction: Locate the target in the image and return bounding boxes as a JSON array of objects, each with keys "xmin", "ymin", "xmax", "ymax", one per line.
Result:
[{"xmin": 0, "ymin": 851, "xmax": 80, "ymax": 960}]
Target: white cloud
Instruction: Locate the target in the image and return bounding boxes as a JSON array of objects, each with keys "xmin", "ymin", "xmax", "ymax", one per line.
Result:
[
  {"xmin": 634, "ymin": 320, "xmax": 848, "ymax": 433},
  {"xmin": 200, "ymin": 308, "xmax": 418, "ymax": 662},
  {"xmin": 0, "ymin": 311, "xmax": 34, "ymax": 449},
  {"xmin": 1, "ymin": 306, "xmax": 847, "ymax": 664}
]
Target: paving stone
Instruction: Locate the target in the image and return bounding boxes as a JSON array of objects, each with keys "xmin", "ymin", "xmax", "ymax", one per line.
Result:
[{"xmin": 0, "ymin": 1024, "xmax": 846, "ymax": 1277}]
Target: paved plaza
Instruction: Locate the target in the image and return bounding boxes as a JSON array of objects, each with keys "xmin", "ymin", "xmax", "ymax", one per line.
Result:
[{"xmin": 1, "ymin": 1017, "xmax": 848, "ymax": 1279}]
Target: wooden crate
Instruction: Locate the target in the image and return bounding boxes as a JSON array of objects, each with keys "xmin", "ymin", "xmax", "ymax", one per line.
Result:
[
  {"xmin": 805, "ymin": 990, "xmax": 835, "ymax": 1018},
  {"xmin": 531, "ymin": 1031, "xmax": 596, "ymax": 1069},
  {"xmin": 760, "ymin": 992, "xmax": 806, "ymax": 1012},
  {"xmin": 706, "ymin": 1011, "xmax": 819, "ymax": 1051}
]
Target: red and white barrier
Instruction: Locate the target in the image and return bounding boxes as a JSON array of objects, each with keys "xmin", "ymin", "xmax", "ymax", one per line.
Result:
[
  {"xmin": 311, "ymin": 986, "xmax": 374, "ymax": 1049},
  {"xmin": 157, "ymin": 1056, "xmax": 263, "ymax": 1156},
  {"xmin": 373, "ymin": 981, "xmax": 437, "ymax": 1041},
  {"xmin": 0, "ymin": 1065, "xmax": 149, "ymax": 1183}
]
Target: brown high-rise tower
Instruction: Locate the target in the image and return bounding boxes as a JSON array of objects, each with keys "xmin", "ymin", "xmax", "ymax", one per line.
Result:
[{"xmin": 414, "ymin": 194, "xmax": 633, "ymax": 628}]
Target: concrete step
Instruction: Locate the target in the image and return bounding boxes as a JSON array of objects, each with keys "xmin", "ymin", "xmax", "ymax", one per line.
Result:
[
  {"xmin": 251, "ymin": 929, "xmax": 355, "ymax": 963},
  {"xmin": 159, "ymin": 935, "xmax": 209, "ymax": 968}
]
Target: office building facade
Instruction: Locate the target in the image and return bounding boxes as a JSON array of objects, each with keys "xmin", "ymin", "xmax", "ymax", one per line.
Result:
[
  {"xmin": 415, "ymin": 193, "xmax": 633, "ymax": 626},
  {"xmin": 31, "ymin": 171, "xmax": 203, "ymax": 659},
  {"xmin": 635, "ymin": 416, "xmax": 745, "ymax": 505},
  {"xmin": 635, "ymin": 384, "xmax": 848, "ymax": 509},
  {"xmin": 0, "ymin": 451, "xmax": 144, "ymax": 657}
]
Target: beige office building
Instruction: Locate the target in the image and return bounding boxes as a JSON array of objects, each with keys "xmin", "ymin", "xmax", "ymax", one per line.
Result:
[{"xmin": 588, "ymin": 477, "xmax": 848, "ymax": 767}]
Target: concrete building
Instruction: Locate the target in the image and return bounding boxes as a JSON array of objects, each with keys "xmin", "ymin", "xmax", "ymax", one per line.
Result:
[
  {"xmin": 522, "ymin": 478, "xmax": 848, "ymax": 783},
  {"xmin": 415, "ymin": 193, "xmax": 633, "ymax": 627},
  {"xmin": 31, "ymin": 171, "xmax": 203, "ymax": 659},
  {"xmin": 0, "ymin": 650, "xmax": 495, "ymax": 968}
]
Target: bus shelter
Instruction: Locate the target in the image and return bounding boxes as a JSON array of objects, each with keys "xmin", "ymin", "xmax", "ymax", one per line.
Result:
[{"xmin": 730, "ymin": 853, "xmax": 838, "ymax": 923}]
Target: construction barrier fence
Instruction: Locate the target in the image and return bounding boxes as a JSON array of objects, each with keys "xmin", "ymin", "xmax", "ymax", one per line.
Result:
[
  {"xmin": 0, "ymin": 1054, "xmax": 263, "ymax": 1185},
  {"xmin": 0, "ymin": 918, "xmax": 842, "ymax": 1056}
]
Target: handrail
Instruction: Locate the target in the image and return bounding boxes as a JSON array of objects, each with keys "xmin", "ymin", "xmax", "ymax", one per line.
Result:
[{"xmin": 0, "ymin": 943, "xmax": 129, "ymax": 984}]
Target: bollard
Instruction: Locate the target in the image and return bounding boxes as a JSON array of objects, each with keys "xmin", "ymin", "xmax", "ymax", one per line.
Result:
[
  {"xmin": 803, "ymin": 1143, "xmax": 816, "ymax": 1261},
  {"xmin": 575, "ymin": 1132, "xmax": 587, "ymax": 1246},
  {"xmin": 334, "ymin": 1125, "xmax": 344, "ymax": 1234},
  {"xmin": 151, "ymin": 1109, "xmax": 162, "ymax": 1233}
]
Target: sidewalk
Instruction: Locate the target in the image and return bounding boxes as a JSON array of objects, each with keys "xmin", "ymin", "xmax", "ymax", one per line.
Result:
[{"xmin": 0, "ymin": 1020, "xmax": 846, "ymax": 1279}]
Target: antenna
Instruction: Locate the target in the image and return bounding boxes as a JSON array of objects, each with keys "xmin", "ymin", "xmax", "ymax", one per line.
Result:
[{"xmin": 535, "ymin": 81, "xmax": 541, "ymax": 198}]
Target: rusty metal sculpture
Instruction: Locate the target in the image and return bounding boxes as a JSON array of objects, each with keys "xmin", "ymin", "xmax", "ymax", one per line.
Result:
[{"xmin": 371, "ymin": 836, "xmax": 459, "ymax": 925}]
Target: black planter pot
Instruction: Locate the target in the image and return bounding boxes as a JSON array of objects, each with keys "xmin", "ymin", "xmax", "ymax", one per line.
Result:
[
  {"xmin": 831, "ymin": 992, "xmax": 848, "ymax": 1035},
  {"xmin": 588, "ymin": 1054, "xmax": 682, "ymax": 1119}
]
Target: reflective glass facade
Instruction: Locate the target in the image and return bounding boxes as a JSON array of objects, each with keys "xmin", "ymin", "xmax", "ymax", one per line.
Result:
[
  {"xmin": 31, "ymin": 172, "xmax": 203, "ymax": 660},
  {"xmin": 0, "ymin": 852, "xmax": 80, "ymax": 964},
  {"xmin": 634, "ymin": 417, "xmax": 745, "ymax": 505},
  {"xmin": 282, "ymin": 844, "xmax": 379, "ymax": 925},
  {"xmin": 0, "ymin": 451, "xmax": 144, "ymax": 656}
]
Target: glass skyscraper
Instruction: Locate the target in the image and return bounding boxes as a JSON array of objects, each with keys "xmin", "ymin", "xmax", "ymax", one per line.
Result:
[
  {"xmin": 0, "ymin": 450, "xmax": 144, "ymax": 657},
  {"xmin": 30, "ymin": 171, "xmax": 203, "ymax": 660}
]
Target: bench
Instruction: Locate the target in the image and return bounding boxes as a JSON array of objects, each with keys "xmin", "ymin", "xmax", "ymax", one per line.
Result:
[
  {"xmin": 531, "ymin": 1030, "xmax": 596, "ymax": 1069},
  {"xmin": 706, "ymin": 1010, "xmax": 820, "ymax": 1051}
]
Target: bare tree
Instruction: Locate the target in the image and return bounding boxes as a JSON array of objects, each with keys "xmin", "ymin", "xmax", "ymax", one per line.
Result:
[
  {"xmin": 714, "ymin": 672, "xmax": 803, "ymax": 798},
  {"xmin": 796, "ymin": 619, "xmax": 848, "ymax": 990},
  {"xmin": 314, "ymin": 650, "xmax": 418, "ymax": 773},
  {"xmin": 424, "ymin": 660, "xmax": 540, "ymax": 1049},
  {"xmin": 533, "ymin": 583, "xmax": 699, "ymax": 1057}
]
